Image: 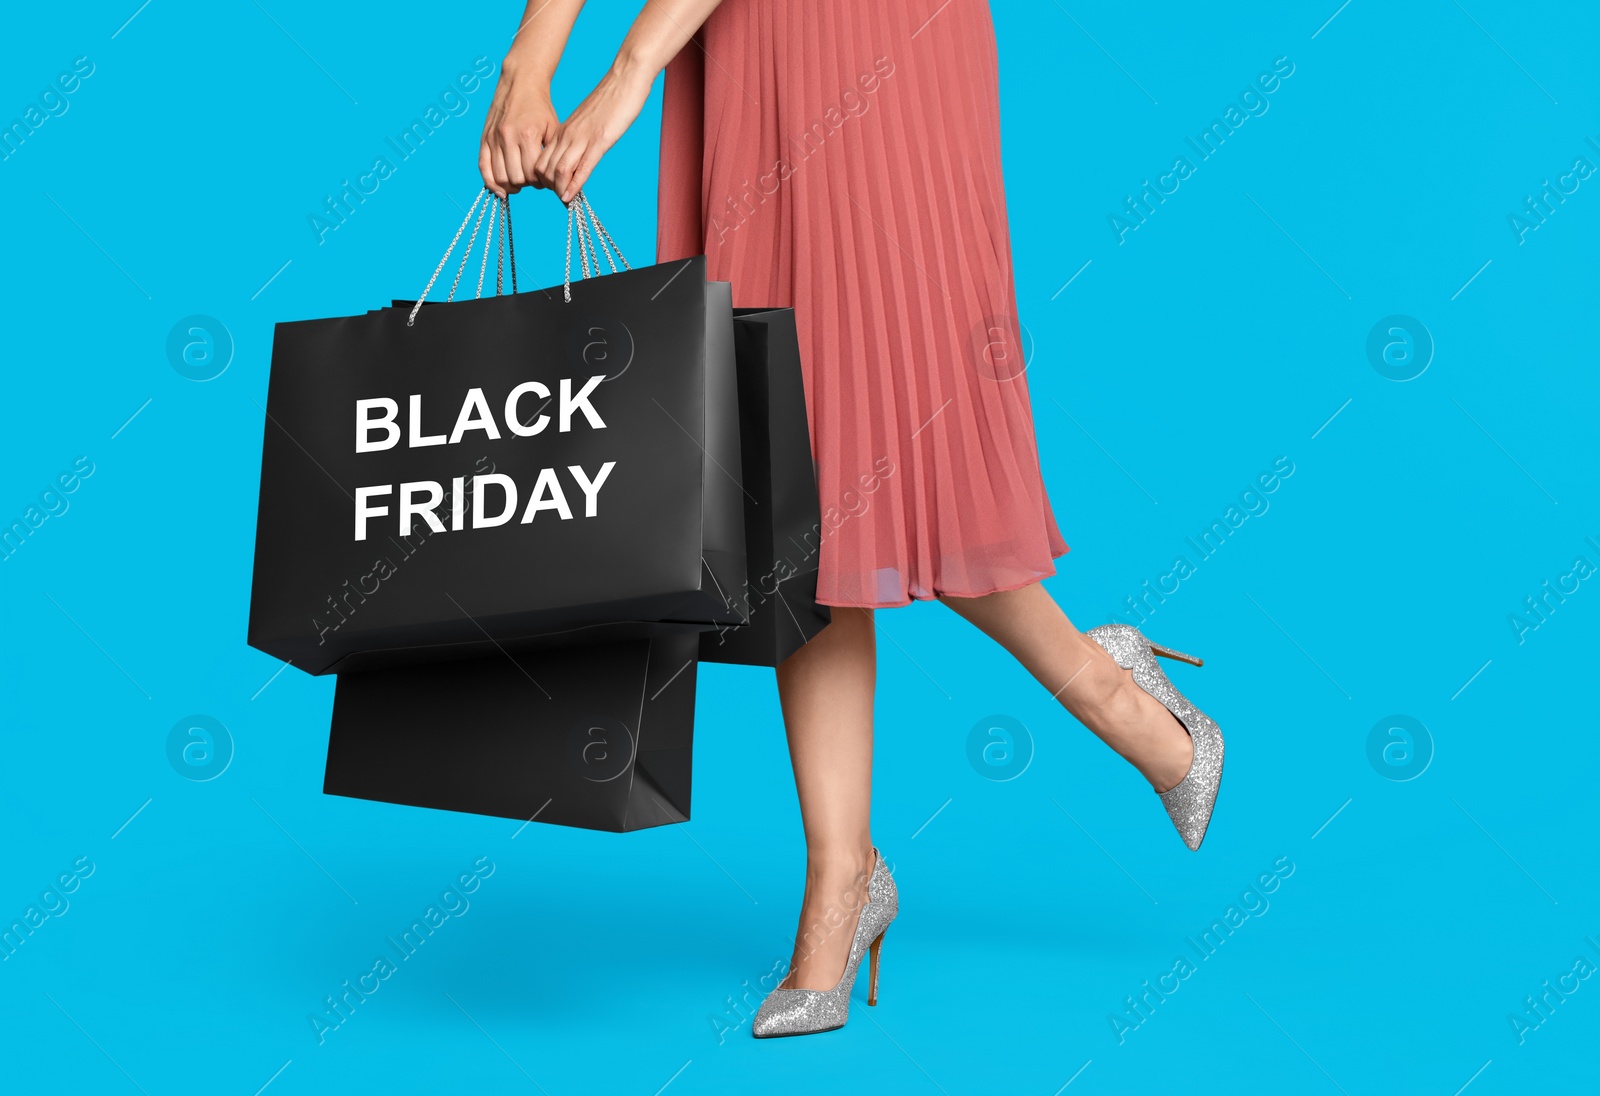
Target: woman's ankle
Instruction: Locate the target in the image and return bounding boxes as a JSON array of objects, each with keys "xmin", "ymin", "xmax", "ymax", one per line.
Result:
[{"xmin": 804, "ymin": 842, "xmax": 875, "ymax": 885}]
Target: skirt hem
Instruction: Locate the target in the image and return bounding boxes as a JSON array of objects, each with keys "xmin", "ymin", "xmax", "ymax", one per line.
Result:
[{"xmin": 814, "ymin": 546, "xmax": 1070, "ymax": 610}]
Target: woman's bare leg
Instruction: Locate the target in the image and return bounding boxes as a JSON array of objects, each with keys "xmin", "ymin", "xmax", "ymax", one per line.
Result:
[
  {"xmin": 939, "ymin": 583, "xmax": 1193, "ymax": 791},
  {"xmin": 772, "ymin": 606, "xmax": 878, "ymax": 991}
]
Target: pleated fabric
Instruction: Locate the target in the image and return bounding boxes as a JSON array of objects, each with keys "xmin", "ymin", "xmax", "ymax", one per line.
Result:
[{"xmin": 657, "ymin": 0, "xmax": 1068, "ymax": 608}]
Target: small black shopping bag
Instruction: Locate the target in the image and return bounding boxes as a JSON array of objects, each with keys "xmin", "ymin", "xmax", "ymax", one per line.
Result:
[
  {"xmin": 324, "ymin": 631, "xmax": 698, "ymax": 831},
  {"xmin": 699, "ymin": 308, "xmax": 831, "ymax": 667},
  {"xmin": 247, "ymin": 190, "xmax": 746, "ymax": 675}
]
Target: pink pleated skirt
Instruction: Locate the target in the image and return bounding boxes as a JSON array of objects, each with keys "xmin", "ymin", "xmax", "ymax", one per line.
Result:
[{"xmin": 657, "ymin": 0, "xmax": 1068, "ymax": 608}]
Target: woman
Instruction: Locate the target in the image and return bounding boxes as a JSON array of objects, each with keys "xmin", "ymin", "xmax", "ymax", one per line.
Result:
[{"xmin": 480, "ymin": 0, "xmax": 1222, "ymax": 1038}]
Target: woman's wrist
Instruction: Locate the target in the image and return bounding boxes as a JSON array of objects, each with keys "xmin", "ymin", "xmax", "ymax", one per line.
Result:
[
  {"xmin": 607, "ymin": 44, "xmax": 661, "ymax": 99},
  {"xmin": 501, "ymin": 61, "xmax": 551, "ymax": 94},
  {"xmin": 501, "ymin": 41, "xmax": 559, "ymax": 91}
]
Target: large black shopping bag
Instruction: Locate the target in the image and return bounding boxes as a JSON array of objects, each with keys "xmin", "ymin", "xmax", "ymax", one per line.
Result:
[
  {"xmin": 324, "ymin": 631, "xmax": 698, "ymax": 830},
  {"xmin": 700, "ymin": 308, "xmax": 832, "ymax": 666},
  {"xmin": 247, "ymin": 191, "xmax": 746, "ymax": 675}
]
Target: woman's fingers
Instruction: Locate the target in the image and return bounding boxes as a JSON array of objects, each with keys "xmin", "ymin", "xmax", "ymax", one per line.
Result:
[
  {"xmin": 509, "ymin": 95, "xmax": 623, "ymax": 201},
  {"xmin": 489, "ymin": 119, "xmax": 597, "ymax": 203},
  {"xmin": 514, "ymin": 122, "xmax": 548, "ymax": 191},
  {"xmin": 548, "ymin": 145, "xmax": 578, "ymax": 201},
  {"xmin": 531, "ymin": 130, "xmax": 562, "ymax": 192},
  {"xmin": 480, "ymin": 97, "xmax": 510, "ymax": 196},
  {"xmin": 541, "ymin": 130, "xmax": 598, "ymax": 202},
  {"xmin": 490, "ymin": 140, "xmax": 513, "ymax": 196},
  {"xmin": 478, "ymin": 73, "xmax": 557, "ymax": 197},
  {"xmin": 553, "ymin": 146, "xmax": 584, "ymax": 203},
  {"xmin": 489, "ymin": 125, "xmax": 518, "ymax": 191},
  {"xmin": 563, "ymin": 142, "xmax": 607, "ymax": 202},
  {"xmin": 478, "ymin": 140, "xmax": 499, "ymax": 196}
]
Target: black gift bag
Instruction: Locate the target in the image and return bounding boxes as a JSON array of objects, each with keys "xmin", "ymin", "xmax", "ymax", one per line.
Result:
[
  {"xmin": 700, "ymin": 308, "xmax": 832, "ymax": 667},
  {"xmin": 324, "ymin": 631, "xmax": 699, "ymax": 831},
  {"xmin": 247, "ymin": 192, "xmax": 746, "ymax": 675}
]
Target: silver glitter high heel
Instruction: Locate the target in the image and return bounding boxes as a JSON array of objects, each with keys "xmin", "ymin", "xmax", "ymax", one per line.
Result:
[
  {"xmin": 751, "ymin": 848, "xmax": 898, "ymax": 1038},
  {"xmin": 1085, "ymin": 624, "xmax": 1224, "ymax": 851}
]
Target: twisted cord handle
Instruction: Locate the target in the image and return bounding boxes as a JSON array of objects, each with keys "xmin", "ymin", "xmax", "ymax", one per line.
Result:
[
  {"xmin": 474, "ymin": 195, "xmax": 498, "ymax": 300},
  {"xmin": 562, "ymin": 190, "xmax": 630, "ymax": 302},
  {"xmin": 410, "ymin": 186, "xmax": 627, "ymax": 321},
  {"xmin": 502, "ymin": 193, "xmax": 518, "ymax": 295},
  {"xmin": 409, "ymin": 189, "xmax": 488, "ymax": 327}
]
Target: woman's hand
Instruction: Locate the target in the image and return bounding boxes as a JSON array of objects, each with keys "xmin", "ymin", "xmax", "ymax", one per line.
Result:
[
  {"xmin": 481, "ymin": 0, "xmax": 724, "ymax": 201},
  {"xmin": 532, "ymin": 65, "xmax": 654, "ymax": 203},
  {"xmin": 479, "ymin": 63, "xmax": 560, "ymax": 197}
]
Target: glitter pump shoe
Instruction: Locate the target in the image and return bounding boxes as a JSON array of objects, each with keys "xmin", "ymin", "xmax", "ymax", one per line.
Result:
[
  {"xmin": 751, "ymin": 848, "xmax": 898, "ymax": 1038},
  {"xmin": 1086, "ymin": 624, "xmax": 1224, "ymax": 851}
]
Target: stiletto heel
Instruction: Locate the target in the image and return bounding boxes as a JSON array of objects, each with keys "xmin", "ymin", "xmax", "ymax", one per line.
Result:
[
  {"xmin": 1148, "ymin": 642, "xmax": 1203, "ymax": 667},
  {"xmin": 867, "ymin": 930, "xmax": 886, "ymax": 1006},
  {"xmin": 1086, "ymin": 624, "xmax": 1224, "ymax": 851},
  {"xmin": 752, "ymin": 849, "xmax": 898, "ymax": 1038}
]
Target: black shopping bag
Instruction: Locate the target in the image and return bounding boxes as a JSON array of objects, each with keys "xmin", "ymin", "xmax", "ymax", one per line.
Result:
[
  {"xmin": 247, "ymin": 194, "xmax": 746, "ymax": 675},
  {"xmin": 700, "ymin": 308, "xmax": 831, "ymax": 666},
  {"xmin": 324, "ymin": 631, "xmax": 698, "ymax": 831}
]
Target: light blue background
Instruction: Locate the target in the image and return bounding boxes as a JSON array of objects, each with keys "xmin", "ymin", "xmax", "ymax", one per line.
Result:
[{"xmin": 3, "ymin": 2, "xmax": 1596, "ymax": 1092}]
